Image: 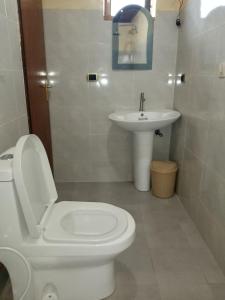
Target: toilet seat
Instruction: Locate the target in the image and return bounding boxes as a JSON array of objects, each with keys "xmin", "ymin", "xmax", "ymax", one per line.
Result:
[
  {"xmin": 43, "ymin": 202, "xmax": 128, "ymax": 244},
  {"xmin": 13, "ymin": 134, "xmax": 132, "ymax": 247}
]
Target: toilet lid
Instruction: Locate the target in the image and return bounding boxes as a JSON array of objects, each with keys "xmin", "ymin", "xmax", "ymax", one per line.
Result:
[
  {"xmin": 43, "ymin": 202, "xmax": 128, "ymax": 244},
  {"xmin": 13, "ymin": 135, "xmax": 58, "ymax": 238}
]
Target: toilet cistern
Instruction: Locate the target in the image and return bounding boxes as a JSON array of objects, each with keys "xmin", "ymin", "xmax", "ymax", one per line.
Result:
[{"xmin": 139, "ymin": 92, "xmax": 146, "ymax": 112}]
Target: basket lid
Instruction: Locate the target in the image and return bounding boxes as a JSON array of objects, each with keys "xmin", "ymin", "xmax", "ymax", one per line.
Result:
[{"xmin": 151, "ymin": 160, "xmax": 177, "ymax": 174}]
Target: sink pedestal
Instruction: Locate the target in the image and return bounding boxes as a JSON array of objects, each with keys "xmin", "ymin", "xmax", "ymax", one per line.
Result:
[
  {"xmin": 109, "ymin": 110, "xmax": 181, "ymax": 191},
  {"xmin": 133, "ymin": 131, "xmax": 154, "ymax": 191}
]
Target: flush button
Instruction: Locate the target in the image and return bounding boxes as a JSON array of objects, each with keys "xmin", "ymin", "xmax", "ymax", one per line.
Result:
[{"xmin": 0, "ymin": 154, "xmax": 14, "ymax": 160}]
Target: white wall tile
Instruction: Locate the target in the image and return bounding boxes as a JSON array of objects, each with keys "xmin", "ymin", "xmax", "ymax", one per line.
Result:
[
  {"xmin": 0, "ymin": 70, "xmax": 17, "ymax": 124},
  {"xmin": 0, "ymin": 0, "xmax": 6, "ymax": 17},
  {"xmin": 44, "ymin": 9, "xmax": 178, "ymax": 181},
  {"xmin": 0, "ymin": 0, "xmax": 28, "ymax": 153},
  {"xmin": 5, "ymin": 0, "xmax": 18, "ymax": 21},
  {"xmin": 0, "ymin": 15, "xmax": 11, "ymax": 69},
  {"xmin": 7, "ymin": 19, "xmax": 23, "ymax": 71},
  {"xmin": 171, "ymin": 0, "xmax": 225, "ymax": 274}
]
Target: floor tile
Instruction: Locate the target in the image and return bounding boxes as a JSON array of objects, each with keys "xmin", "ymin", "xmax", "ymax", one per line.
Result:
[
  {"xmin": 151, "ymin": 247, "xmax": 220, "ymax": 274},
  {"xmin": 107, "ymin": 283, "xmax": 162, "ymax": 300},
  {"xmin": 0, "ymin": 280, "xmax": 12, "ymax": 300},
  {"xmin": 209, "ymin": 284, "xmax": 225, "ymax": 300},
  {"xmin": 180, "ymin": 218, "xmax": 208, "ymax": 249},
  {"xmin": 155, "ymin": 270, "xmax": 206, "ymax": 286},
  {"xmin": 2, "ymin": 182, "xmax": 224, "ymax": 300},
  {"xmin": 144, "ymin": 220, "xmax": 190, "ymax": 249},
  {"xmin": 204, "ymin": 270, "xmax": 225, "ymax": 284},
  {"xmin": 159, "ymin": 284, "xmax": 214, "ymax": 300}
]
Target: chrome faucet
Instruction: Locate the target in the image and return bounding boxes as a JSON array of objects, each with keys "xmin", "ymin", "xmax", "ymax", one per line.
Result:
[{"xmin": 139, "ymin": 92, "xmax": 146, "ymax": 112}]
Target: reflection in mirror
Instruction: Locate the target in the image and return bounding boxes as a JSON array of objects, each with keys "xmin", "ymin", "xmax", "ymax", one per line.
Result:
[
  {"xmin": 201, "ymin": 0, "xmax": 225, "ymax": 18},
  {"xmin": 111, "ymin": 0, "xmax": 146, "ymax": 16},
  {"xmin": 112, "ymin": 5, "xmax": 154, "ymax": 70}
]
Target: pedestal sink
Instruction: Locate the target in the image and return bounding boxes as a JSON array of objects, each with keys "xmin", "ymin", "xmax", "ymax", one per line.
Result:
[{"xmin": 109, "ymin": 110, "xmax": 181, "ymax": 191}]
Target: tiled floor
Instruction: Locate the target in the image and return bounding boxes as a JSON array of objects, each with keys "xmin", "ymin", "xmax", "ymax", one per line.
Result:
[
  {"xmin": 1, "ymin": 280, "xmax": 12, "ymax": 300},
  {"xmin": 57, "ymin": 182, "xmax": 225, "ymax": 300},
  {"xmin": 2, "ymin": 182, "xmax": 225, "ymax": 300}
]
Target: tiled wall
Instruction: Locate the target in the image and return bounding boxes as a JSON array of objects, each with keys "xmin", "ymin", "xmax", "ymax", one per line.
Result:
[
  {"xmin": 0, "ymin": 0, "xmax": 28, "ymax": 153},
  {"xmin": 44, "ymin": 8, "xmax": 178, "ymax": 182},
  {"xmin": 171, "ymin": 0, "xmax": 225, "ymax": 273},
  {"xmin": 42, "ymin": 0, "xmax": 180, "ymax": 11}
]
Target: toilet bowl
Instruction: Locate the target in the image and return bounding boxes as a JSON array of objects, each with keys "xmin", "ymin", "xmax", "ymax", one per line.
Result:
[{"xmin": 0, "ymin": 135, "xmax": 135, "ymax": 300}]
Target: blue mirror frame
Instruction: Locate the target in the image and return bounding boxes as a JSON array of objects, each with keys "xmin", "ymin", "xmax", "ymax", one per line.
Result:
[{"xmin": 112, "ymin": 5, "xmax": 154, "ymax": 70}]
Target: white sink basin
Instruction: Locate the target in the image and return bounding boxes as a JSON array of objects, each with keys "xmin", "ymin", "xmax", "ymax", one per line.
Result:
[
  {"xmin": 109, "ymin": 109, "xmax": 181, "ymax": 192},
  {"xmin": 109, "ymin": 110, "xmax": 181, "ymax": 132}
]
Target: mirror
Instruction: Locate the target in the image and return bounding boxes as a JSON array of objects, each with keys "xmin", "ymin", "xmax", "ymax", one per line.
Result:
[{"xmin": 112, "ymin": 5, "xmax": 154, "ymax": 70}]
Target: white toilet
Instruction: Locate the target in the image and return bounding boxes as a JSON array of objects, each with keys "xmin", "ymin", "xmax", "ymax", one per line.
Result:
[{"xmin": 0, "ymin": 135, "xmax": 135, "ymax": 300}]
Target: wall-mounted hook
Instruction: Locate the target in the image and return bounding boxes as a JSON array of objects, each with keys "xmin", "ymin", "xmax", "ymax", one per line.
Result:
[{"xmin": 155, "ymin": 129, "xmax": 163, "ymax": 137}]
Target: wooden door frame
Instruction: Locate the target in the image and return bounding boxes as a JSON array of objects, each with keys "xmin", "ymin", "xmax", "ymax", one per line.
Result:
[
  {"xmin": 16, "ymin": 0, "xmax": 54, "ymax": 169},
  {"xmin": 17, "ymin": 0, "xmax": 32, "ymax": 134}
]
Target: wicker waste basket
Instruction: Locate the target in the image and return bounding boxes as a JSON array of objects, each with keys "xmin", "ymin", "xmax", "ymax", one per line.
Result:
[{"xmin": 151, "ymin": 160, "xmax": 177, "ymax": 198}]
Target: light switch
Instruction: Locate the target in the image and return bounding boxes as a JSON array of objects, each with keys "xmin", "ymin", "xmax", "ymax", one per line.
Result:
[{"xmin": 87, "ymin": 73, "xmax": 98, "ymax": 82}]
